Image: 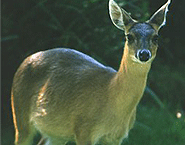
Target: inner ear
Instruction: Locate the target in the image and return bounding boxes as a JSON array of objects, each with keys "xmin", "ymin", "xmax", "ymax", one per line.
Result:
[
  {"xmin": 109, "ymin": 0, "xmax": 136, "ymax": 31},
  {"xmin": 147, "ymin": 0, "xmax": 171, "ymax": 30},
  {"xmin": 109, "ymin": 0, "xmax": 124, "ymax": 30}
]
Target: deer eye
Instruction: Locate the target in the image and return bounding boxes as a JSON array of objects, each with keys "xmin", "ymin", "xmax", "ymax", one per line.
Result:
[
  {"xmin": 126, "ymin": 34, "xmax": 135, "ymax": 43},
  {"xmin": 152, "ymin": 35, "xmax": 158, "ymax": 44}
]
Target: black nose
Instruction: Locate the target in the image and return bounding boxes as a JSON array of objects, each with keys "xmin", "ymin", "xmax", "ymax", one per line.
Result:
[{"xmin": 136, "ymin": 49, "xmax": 152, "ymax": 62}]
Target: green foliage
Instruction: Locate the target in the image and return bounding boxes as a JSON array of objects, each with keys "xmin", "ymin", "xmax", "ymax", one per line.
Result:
[
  {"xmin": 123, "ymin": 105, "xmax": 185, "ymax": 145},
  {"xmin": 148, "ymin": 63, "xmax": 185, "ymax": 110}
]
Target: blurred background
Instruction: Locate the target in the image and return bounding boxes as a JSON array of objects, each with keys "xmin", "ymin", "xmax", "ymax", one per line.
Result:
[{"xmin": 2, "ymin": 0, "xmax": 185, "ymax": 144}]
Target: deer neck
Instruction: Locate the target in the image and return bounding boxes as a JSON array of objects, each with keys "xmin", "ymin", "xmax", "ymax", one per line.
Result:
[{"xmin": 109, "ymin": 43, "xmax": 151, "ymax": 116}]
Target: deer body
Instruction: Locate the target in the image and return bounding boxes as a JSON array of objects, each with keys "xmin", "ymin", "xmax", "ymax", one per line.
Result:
[{"xmin": 11, "ymin": 0, "xmax": 171, "ymax": 145}]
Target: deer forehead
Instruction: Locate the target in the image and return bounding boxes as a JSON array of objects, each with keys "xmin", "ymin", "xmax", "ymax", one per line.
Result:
[{"xmin": 128, "ymin": 23, "xmax": 156, "ymax": 39}]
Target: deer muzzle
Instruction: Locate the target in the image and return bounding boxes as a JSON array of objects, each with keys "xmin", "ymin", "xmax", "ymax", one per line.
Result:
[{"xmin": 136, "ymin": 49, "xmax": 152, "ymax": 62}]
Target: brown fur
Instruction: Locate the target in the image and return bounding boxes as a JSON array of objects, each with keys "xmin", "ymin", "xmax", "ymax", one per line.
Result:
[{"xmin": 11, "ymin": 0, "xmax": 170, "ymax": 144}]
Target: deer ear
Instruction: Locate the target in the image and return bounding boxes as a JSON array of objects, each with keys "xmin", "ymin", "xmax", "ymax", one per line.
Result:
[
  {"xmin": 109, "ymin": 0, "xmax": 136, "ymax": 31},
  {"xmin": 148, "ymin": 0, "xmax": 171, "ymax": 30}
]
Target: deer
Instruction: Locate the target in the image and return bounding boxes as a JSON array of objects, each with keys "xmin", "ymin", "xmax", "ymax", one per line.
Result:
[{"xmin": 11, "ymin": 0, "xmax": 171, "ymax": 144}]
